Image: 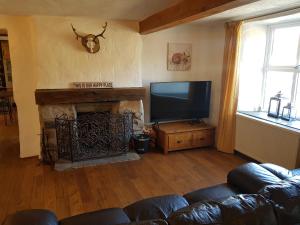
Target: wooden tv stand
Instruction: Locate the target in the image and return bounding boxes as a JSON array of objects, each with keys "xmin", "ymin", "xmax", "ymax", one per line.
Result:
[{"xmin": 154, "ymin": 121, "xmax": 215, "ymax": 154}]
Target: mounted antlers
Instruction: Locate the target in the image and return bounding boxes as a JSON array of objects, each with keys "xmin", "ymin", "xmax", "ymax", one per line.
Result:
[
  {"xmin": 71, "ymin": 24, "xmax": 84, "ymax": 40},
  {"xmin": 71, "ymin": 22, "xmax": 108, "ymax": 54},
  {"xmin": 95, "ymin": 22, "xmax": 108, "ymax": 38}
]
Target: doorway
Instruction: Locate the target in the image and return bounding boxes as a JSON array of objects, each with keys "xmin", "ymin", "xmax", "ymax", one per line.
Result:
[
  {"xmin": 0, "ymin": 29, "xmax": 15, "ymax": 125},
  {"xmin": 0, "ymin": 29, "xmax": 19, "ymax": 159}
]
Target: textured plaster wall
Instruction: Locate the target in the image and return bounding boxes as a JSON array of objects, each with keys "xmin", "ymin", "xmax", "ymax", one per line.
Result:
[
  {"xmin": 0, "ymin": 15, "xmax": 142, "ymax": 157},
  {"xmin": 32, "ymin": 16, "xmax": 142, "ymax": 88},
  {"xmin": 0, "ymin": 16, "xmax": 40, "ymax": 157},
  {"xmin": 142, "ymin": 23, "xmax": 226, "ymax": 125}
]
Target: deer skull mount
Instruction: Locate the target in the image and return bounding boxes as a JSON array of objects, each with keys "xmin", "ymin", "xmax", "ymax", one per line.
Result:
[{"xmin": 71, "ymin": 22, "xmax": 107, "ymax": 54}]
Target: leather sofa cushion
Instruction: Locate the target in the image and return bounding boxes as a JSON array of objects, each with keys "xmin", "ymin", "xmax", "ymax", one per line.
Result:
[
  {"xmin": 168, "ymin": 194, "xmax": 277, "ymax": 225},
  {"xmin": 184, "ymin": 183, "xmax": 239, "ymax": 204},
  {"xmin": 2, "ymin": 209, "xmax": 58, "ymax": 225},
  {"xmin": 259, "ymin": 176, "xmax": 300, "ymax": 225},
  {"xmin": 291, "ymin": 168, "xmax": 300, "ymax": 176},
  {"xmin": 260, "ymin": 163, "xmax": 293, "ymax": 179},
  {"xmin": 227, "ymin": 163, "xmax": 282, "ymax": 193},
  {"xmin": 287, "ymin": 175, "xmax": 300, "ymax": 184},
  {"xmin": 124, "ymin": 219, "xmax": 168, "ymax": 225},
  {"xmin": 221, "ymin": 194, "xmax": 278, "ymax": 225},
  {"xmin": 59, "ymin": 208, "xmax": 131, "ymax": 225},
  {"xmin": 167, "ymin": 201, "xmax": 222, "ymax": 225},
  {"xmin": 124, "ymin": 195, "xmax": 189, "ymax": 221}
]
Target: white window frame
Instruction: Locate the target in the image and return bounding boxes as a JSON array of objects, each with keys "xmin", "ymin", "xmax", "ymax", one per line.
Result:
[{"xmin": 260, "ymin": 21, "xmax": 300, "ymax": 113}]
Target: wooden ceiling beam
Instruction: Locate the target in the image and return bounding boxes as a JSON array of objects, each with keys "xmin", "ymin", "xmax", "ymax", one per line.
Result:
[{"xmin": 139, "ymin": 0, "xmax": 259, "ymax": 34}]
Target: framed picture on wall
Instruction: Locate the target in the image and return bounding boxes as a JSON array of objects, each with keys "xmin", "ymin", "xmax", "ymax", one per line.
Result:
[{"xmin": 167, "ymin": 43, "xmax": 192, "ymax": 71}]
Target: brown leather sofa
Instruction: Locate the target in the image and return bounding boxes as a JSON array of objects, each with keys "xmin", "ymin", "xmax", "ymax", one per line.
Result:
[{"xmin": 3, "ymin": 162, "xmax": 300, "ymax": 225}]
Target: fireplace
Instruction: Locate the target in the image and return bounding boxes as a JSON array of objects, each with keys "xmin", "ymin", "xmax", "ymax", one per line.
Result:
[{"xmin": 35, "ymin": 87, "xmax": 146, "ymax": 163}]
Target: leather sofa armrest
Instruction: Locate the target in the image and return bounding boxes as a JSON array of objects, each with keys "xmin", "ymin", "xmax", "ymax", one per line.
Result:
[
  {"xmin": 2, "ymin": 209, "xmax": 58, "ymax": 225},
  {"xmin": 260, "ymin": 163, "xmax": 293, "ymax": 179},
  {"xmin": 227, "ymin": 163, "xmax": 282, "ymax": 193}
]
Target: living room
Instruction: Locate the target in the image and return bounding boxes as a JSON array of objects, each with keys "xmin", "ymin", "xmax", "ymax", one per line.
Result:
[{"xmin": 1, "ymin": 1, "xmax": 300, "ymax": 225}]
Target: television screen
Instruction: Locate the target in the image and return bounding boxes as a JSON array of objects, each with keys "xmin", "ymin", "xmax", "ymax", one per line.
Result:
[{"xmin": 150, "ymin": 81, "xmax": 211, "ymax": 122}]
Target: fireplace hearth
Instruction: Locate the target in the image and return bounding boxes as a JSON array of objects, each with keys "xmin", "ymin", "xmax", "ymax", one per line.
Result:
[{"xmin": 55, "ymin": 111, "xmax": 133, "ymax": 162}]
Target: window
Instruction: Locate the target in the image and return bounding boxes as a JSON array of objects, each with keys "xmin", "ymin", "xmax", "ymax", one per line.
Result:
[
  {"xmin": 238, "ymin": 21, "xmax": 300, "ymax": 124},
  {"xmin": 262, "ymin": 23, "xmax": 300, "ymax": 114}
]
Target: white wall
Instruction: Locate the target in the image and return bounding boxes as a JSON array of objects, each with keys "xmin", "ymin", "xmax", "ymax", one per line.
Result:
[
  {"xmin": 142, "ymin": 23, "xmax": 226, "ymax": 125},
  {"xmin": 0, "ymin": 16, "xmax": 40, "ymax": 158},
  {"xmin": 32, "ymin": 16, "xmax": 142, "ymax": 89},
  {"xmin": 236, "ymin": 114, "xmax": 300, "ymax": 169},
  {"xmin": 0, "ymin": 15, "xmax": 142, "ymax": 157}
]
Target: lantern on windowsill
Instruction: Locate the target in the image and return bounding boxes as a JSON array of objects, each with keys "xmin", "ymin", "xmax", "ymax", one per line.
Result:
[
  {"xmin": 281, "ymin": 103, "xmax": 291, "ymax": 121},
  {"xmin": 281, "ymin": 103, "xmax": 296, "ymax": 121},
  {"xmin": 267, "ymin": 91, "xmax": 282, "ymax": 118}
]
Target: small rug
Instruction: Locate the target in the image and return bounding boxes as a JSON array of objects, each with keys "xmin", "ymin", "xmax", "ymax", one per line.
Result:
[{"xmin": 54, "ymin": 152, "xmax": 141, "ymax": 171}]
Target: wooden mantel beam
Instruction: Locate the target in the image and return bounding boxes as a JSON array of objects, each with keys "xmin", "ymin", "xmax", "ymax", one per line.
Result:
[
  {"xmin": 35, "ymin": 88, "xmax": 146, "ymax": 105},
  {"xmin": 139, "ymin": 0, "xmax": 258, "ymax": 34}
]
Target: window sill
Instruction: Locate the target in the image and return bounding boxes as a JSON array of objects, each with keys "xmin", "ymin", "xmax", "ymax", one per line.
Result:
[{"xmin": 237, "ymin": 111, "xmax": 300, "ymax": 134}]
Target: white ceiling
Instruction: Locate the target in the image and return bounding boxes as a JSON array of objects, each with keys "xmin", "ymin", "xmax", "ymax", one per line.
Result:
[
  {"xmin": 194, "ymin": 0, "xmax": 300, "ymax": 24},
  {"xmin": 0, "ymin": 0, "xmax": 181, "ymax": 20},
  {"xmin": 0, "ymin": 0, "xmax": 299, "ymax": 24}
]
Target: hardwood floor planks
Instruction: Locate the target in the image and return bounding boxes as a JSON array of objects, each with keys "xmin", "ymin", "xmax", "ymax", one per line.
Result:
[{"xmin": 0, "ymin": 121, "xmax": 247, "ymax": 222}]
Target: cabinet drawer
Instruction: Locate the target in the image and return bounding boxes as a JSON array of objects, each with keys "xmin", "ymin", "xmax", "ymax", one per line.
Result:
[
  {"xmin": 168, "ymin": 132, "xmax": 192, "ymax": 150},
  {"xmin": 192, "ymin": 130, "xmax": 213, "ymax": 147}
]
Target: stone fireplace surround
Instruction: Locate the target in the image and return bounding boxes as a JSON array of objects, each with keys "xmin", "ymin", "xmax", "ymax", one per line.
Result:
[{"xmin": 35, "ymin": 87, "xmax": 146, "ymax": 161}]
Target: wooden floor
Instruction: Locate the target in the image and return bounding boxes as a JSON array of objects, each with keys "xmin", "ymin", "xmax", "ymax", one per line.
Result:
[{"xmin": 0, "ymin": 117, "xmax": 246, "ymax": 222}]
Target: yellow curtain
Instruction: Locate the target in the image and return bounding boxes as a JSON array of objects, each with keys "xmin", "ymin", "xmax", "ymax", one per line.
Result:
[{"xmin": 216, "ymin": 21, "xmax": 243, "ymax": 153}]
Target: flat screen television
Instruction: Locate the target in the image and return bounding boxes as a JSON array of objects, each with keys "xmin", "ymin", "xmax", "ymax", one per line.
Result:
[{"xmin": 150, "ymin": 81, "xmax": 211, "ymax": 122}]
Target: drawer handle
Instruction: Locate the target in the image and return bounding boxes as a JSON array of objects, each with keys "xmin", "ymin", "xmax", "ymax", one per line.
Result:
[
  {"xmin": 177, "ymin": 140, "xmax": 182, "ymax": 144},
  {"xmin": 199, "ymin": 138, "xmax": 205, "ymax": 140}
]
